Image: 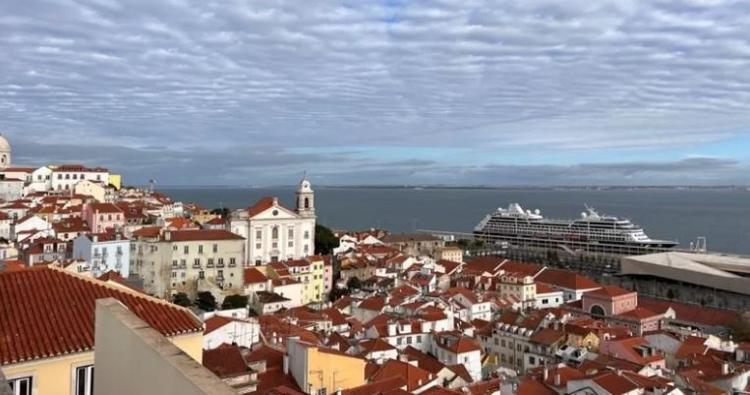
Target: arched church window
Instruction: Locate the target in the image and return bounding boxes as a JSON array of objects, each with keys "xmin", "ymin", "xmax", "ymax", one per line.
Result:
[
  {"xmin": 304, "ymin": 197, "xmax": 310, "ymax": 209},
  {"xmin": 590, "ymin": 305, "xmax": 605, "ymax": 317}
]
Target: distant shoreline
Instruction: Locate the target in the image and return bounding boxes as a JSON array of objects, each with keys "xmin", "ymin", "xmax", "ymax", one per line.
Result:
[{"xmin": 153, "ymin": 184, "xmax": 750, "ymax": 191}]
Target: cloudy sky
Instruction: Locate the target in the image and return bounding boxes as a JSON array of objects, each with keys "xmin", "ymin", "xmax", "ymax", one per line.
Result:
[{"xmin": 2, "ymin": 0, "xmax": 750, "ymax": 186}]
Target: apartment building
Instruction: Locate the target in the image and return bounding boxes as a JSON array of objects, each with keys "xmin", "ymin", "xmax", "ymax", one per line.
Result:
[{"xmin": 130, "ymin": 229, "xmax": 245, "ymax": 298}]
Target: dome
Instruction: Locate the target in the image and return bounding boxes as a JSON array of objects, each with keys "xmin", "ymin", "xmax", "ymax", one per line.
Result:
[
  {"xmin": 298, "ymin": 176, "xmax": 313, "ymax": 192},
  {"xmin": 0, "ymin": 135, "xmax": 10, "ymax": 152}
]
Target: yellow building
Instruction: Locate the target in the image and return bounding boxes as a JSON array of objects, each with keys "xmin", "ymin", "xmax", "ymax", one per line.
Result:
[
  {"xmin": 108, "ymin": 173, "xmax": 122, "ymax": 190},
  {"xmin": 0, "ymin": 267, "xmax": 203, "ymax": 395},
  {"xmin": 288, "ymin": 338, "xmax": 366, "ymax": 394},
  {"xmin": 267, "ymin": 256, "xmax": 326, "ymax": 304}
]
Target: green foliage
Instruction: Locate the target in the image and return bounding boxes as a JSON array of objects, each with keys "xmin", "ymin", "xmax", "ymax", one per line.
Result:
[
  {"xmin": 221, "ymin": 294, "xmax": 249, "ymax": 310},
  {"xmin": 729, "ymin": 314, "xmax": 750, "ymax": 342},
  {"xmin": 346, "ymin": 276, "xmax": 362, "ymax": 291},
  {"xmin": 172, "ymin": 292, "xmax": 191, "ymax": 307},
  {"xmin": 210, "ymin": 207, "xmax": 231, "ymax": 218},
  {"xmin": 329, "ymin": 287, "xmax": 350, "ymax": 302},
  {"xmin": 195, "ymin": 291, "xmax": 217, "ymax": 311},
  {"xmin": 315, "ymin": 224, "xmax": 338, "ymax": 255}
]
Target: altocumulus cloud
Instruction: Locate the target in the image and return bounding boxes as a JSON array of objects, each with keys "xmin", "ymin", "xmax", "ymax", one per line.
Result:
[{"xmin": 0, "ymin": 0, "xmax": 749, "ymax": 185}]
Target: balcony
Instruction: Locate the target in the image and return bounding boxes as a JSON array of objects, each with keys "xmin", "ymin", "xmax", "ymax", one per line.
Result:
[
  {"xmin": 217, "ymin": 263, "xmax": 225, "ymax": 268},
  {"xmin": 192, "ymin": 264, "xmax": 202, "ymax": 269},
  {"xmin": 228, "ymin": 262, "xmax": 236, "ymax": 268}
]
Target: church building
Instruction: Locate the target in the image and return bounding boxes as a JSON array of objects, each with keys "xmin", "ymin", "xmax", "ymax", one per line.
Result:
[{"xmin": 230, "ymin": 177, "xmax": 316, "ymax": 266}]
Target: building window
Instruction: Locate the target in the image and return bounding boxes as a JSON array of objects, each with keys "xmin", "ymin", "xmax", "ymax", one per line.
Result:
[
  {"xmin": 304, "ymin": 231, "xmax": 310, "ymax": 239},
  {"xmin": 213, "ymin": 244, "xmax": 218, "ymax": 253},
  {"xmin": 198, "ymin": 245, "xmax": 203, "ymax": 254},
  {"xmin": 183, "ymin": 245, "xmax": 189, "ymax": 254},
  {"xmin": 229, "ymin": 258, "xmax": 236, "ymax": 266},
  {"xmin": 75, "ymin": 364, "xmax": 94, "ymax": 395},
  {"xmin": 255, "ymin": 243, "xmax": 261, "ymax": 249},
  {"xmin": 317, "ymin": 389, "xmax": 327, "ymax": 395},
  {"xmin": 288, "ymin": 228, "xmax": 294, "ymax": 238},
  {"xmin": 255, "ymin": 229, "xmax": 262, "ymax": 239},
  {"xmin": 198, "ymin": 270, "xmax": 205, "ymax": 279},
  {"xmin": 272, "ymin": 227, "xmax": 279, "ymax": 239},
  {"xmin": 7, "ymin": 376, "xmax": 33, "ymax": 395}
]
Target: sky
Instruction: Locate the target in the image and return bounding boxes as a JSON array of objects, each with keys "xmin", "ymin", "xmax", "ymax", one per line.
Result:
[{"xmin": 1, "ymin": 0, "xmax": 750, "ymax": 186}]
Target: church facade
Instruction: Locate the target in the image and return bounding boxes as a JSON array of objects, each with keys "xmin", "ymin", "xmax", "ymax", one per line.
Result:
[{"xmin": 230, "ymin": 177, "xmax": 316, "ymax": 266}]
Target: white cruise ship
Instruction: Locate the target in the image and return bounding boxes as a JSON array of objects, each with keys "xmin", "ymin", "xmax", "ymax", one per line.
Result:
[{"xmin": 474, "ymin": 203, "xmax": 678, "ymax": 254}]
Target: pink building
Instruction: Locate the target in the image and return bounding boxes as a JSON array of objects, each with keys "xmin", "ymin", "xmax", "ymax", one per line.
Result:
[
  {"xmin": 579, "ymin": 285, "xmax": 663, "ymax": 335},
  {"xmin": 83, "ymin": 202, "xmax": 125, "ymax": 233},
  {"xmin": 582, "ymin": 285, "xmax": 637, "ymax": 316}
]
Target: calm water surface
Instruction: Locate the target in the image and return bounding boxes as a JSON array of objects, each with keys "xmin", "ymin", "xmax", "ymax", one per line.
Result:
[{"xmin": 162, "ymin": 187, "xmax": 750, "ymax": 255}]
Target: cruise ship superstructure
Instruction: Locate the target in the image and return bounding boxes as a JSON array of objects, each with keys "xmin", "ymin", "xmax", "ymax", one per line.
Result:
[{"xmin": 474, "ymin": 203, "xmax": 678, "ymax": 254}]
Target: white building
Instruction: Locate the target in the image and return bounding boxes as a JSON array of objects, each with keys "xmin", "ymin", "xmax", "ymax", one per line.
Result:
[
  {"xmin": 50, "ymin": 164, "xmax": 109, "ymax": 192},
  {"xmin": 203, "ymin": 316, "xmax": 260, "ymax": 350},
  {"xmin": 0, "ymin": 177, "xmax": 24, "ymax": 201},
  {"xmin": 0, "ymin": 134, "xmax": 11, "ymax": 169},
  {"xmin": 27, "ymin": 166, "xmax": 53, "ymax": 193},
  {"xmin": 431, "ymin": 331, "xmax": 483, "ymax": 382},
  {"xmin": 72, "ymin": 232, "xmax": 131, "ymax": 277},
  {"xmin": 230, "ymin": 177, "xmax": 316, "ymax": 266}
]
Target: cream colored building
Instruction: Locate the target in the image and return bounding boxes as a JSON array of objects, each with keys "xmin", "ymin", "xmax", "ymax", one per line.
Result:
[
  {"xmin": 74, "ymin": 179, "xmax": 116, "ymax": 202},
  {"xmin": 230, "ymin": 177, "xmax": 316, "ymax": 266},
  {"xmin": 130, "ymin": 228, "xmax": 246, "ymax": 298},
  {"xmin": 435, "ymin": 246, "xmax": 464, "ymax": 263}
]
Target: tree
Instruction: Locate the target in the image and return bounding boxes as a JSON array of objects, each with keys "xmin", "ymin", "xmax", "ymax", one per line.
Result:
[
  {"xmin": 729, "ymin": 313, "xmax": 750, "ymax": 342},
  {"xmin": 329, "ymin": 287, "xmax": 350, "ymax": 302},
  {"xmin": 346, "ymin": 276, "xmax": 362, "ymax": 291},
  {"xmin": 221, "ymin": 294, "xmax": 249, "ymax": 310},
  {"xmin": 210, "ymin": 207, "xmax": 231, "ymax": 218},
  {"xmin": 172, "ymin": 292, "xmax": 191, "ymax": 307},
  {"xmin": 315, "ymin": 224, "xmax": 338, "ymax": 255},
  {"xmin": 195, "ymin": 291, "xmax": 217, "ymax": 311}
]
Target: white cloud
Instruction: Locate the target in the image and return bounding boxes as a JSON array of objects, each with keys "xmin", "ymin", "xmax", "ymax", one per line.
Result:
[{"xmin": 0, "ymin": 0, "xmax": 749, "ymax": 184}]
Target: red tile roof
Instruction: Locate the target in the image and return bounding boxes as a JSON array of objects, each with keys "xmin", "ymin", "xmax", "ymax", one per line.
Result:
[
  {"xmin": 202, "ymin": 344, "xmax": 251, "ymax": 378},
  {"xmin": 342, "ymin": 376, "xmax": 407, "ymax": 395},
  {"xmin": 0, "ymin": 267, "xmax": 202, "ymax": 365},
  {"xmin": 87, "ymin": 202, "xmax": 123, "ymax": 214},
  {"xmin": 370, "ymin": 359, "xmax": 434, "ymax": 391},
  {"xmin": 536, "ymin": 269, "xmax": 600, "ymax": 290},
  {"xmin": 638, "ymin": 297, "xmax": 739, "ymax": 327},
  {"xmin": 586, "ymin": 285, "xmax": 634, "ymax": 298},
  {"xmin": 244, "ymin": 268, "xmax": 268, "ymax": 284},
  {"xmin": 168, "ymin": 229, "xmax": 244, "ymax": 242},
  {"xmin": 246, "ymin": 196, "xmax": 295, "ymax": 218},
  {"xmin": 592, "ymin": 371, "xmax": 641, "ymax": 394},
  {"xmin": 204, "ymin": 315, "xmax": 234, "ymax": 335}
]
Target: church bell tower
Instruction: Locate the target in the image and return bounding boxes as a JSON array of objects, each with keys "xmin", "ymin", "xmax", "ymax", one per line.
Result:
[{"xmin": 296, "ymin": 176, "xmax": 315, "ymax": 218}]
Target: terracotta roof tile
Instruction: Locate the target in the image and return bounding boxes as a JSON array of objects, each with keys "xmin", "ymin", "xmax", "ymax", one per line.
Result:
[
  {"xmin": 244, "ymin": 268, "xmax": 268, "ymax": 284},
  {"xmin": 0, "ymin": 267, "xmax": 202, "ymax": 365},
  {"xmin": 168, "ymin": 229, "xmax": 244, "ymax": 242},
  {"xmin": 536, "ymin": 269, "xmax": 600, "ymax": 290},
  {"xmin": 203, "ymin": 343, "xmax": 251, "ymax": 378}
]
